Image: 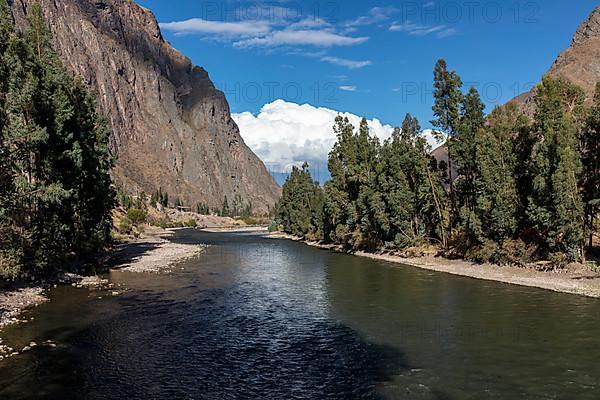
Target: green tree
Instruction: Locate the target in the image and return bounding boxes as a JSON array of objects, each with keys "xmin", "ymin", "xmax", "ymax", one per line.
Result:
[
  {"xmin": 431, "ymin": 59, "xmax": 463, "ymax": 200},
  {"xmin": 26, "ymin": 3, "xmax": 52, "ymax": 63},
  {"xmin": 453, "ymin": 86, "xmax": 485, "ymax": 208},
  {"xmin": 196, "ymin": 202, "xmax": 210, "ymax": 215},
  {"xmin": 582, "ymin": 83, "xmax": 600, "ymax": 247},
  {"xmin": 527, "ymin": 77, "xmax": 585, "ymax": 260},
  {"xmin": 472, "ymin": 103, "xmax": 524, "ymax": 244},
  {"xmin": 352, "ymin": 118, "xmax": 385, "ymax": 249},
  {"xmin": 276, "ymin": 163, "xmax": 324, "ymax": 239},
  {"xmin": 323, "ymin": 116, "xmax": 355, "ymax": 244},
  {"xmin": 0, "ymin": 0, "xmax": 13, "ymax": 53},
  {"xmin": 379, "ymin": 114, "xmax": 447, "ymax": 248},
  {"xmin": 451, "ymin": 86, "xmax": 487, "ymax": 245},
  {"xmin": 0, "ymin": 2, "xmax": 114, "ymax": 278},
  {"xmin": 221, "ymin": 196, "xmax": 230, "ymax": 217}
]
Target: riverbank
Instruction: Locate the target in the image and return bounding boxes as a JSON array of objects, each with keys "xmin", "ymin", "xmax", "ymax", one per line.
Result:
[
  {"xmin": 0, "ymin": 287, "xmax": 48, "ymax": 330},
  {"xmin": 109, "ymin": 227, "xmax": 206, "ymax": 273},
  {"xmin": 0, "ymin": 273, "xmax": 107, "ymax": 332},
  {"xmin": 0, "ymin": 227, "xmax": 206, "ymax": 331},
  {"xmin": 268, "ymin": 232, "xmax": 600, "ymax": 298}
]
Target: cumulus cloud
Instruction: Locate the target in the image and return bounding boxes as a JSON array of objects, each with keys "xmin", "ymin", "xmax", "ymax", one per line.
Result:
[
  {"xmin": 421, "ymin": 129, "xmax": 445, "ymax": 149},
  {"xmin": 233, "ymin": 100, "xmax": 445, "ymax": 180},
  {"xmin": 232, "ymin": 100, "xmax": 395, "ymax": 175}
]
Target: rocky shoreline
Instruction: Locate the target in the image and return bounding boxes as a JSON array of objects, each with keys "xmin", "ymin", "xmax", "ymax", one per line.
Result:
[
  {"xmin": 0, "ymin": 228, "xmax": 206, "ymax": 333},
  {"xmin": 268, "ymin": 233, "xmax": 600, "ymax": 298},
  {"xmin": 110, "ymin": 228, "xmax": 206, "ymax": 273},
  {"xmin": 0, "ymin": 272, "xmax": 109, "ymax": 332},
  {"xmin": 0, "ymin": 287, "xmax": 48, "ymax": 330}
]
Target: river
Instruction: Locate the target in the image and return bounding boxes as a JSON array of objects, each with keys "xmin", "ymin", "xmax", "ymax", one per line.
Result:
[{"xmin": 0, "ymin": 230, "xmax": 599, "ymax": 399}]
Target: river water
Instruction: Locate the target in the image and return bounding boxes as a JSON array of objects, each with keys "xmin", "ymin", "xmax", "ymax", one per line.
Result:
[{"xmin": 0, "ymin": 230, "xmax": 599, "ymax": 399}]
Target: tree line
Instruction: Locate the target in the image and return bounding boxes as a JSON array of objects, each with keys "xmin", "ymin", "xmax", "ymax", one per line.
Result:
[
  {"xmin": 149, "ymin": 187, "xmax": 253, "ymax": 218},
  {"xmin": 0, "ymin": 3, "xmax": 114, "ymax": 279},
  {"xmin": 275, "ymin": 59, "xmax": 600, "ymax": 267}
]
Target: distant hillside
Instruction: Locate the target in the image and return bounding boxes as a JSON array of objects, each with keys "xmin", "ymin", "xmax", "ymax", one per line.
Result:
[
  {"xmin": 10, "ymin": 0, "xmax": 280, "ymax": 213},
  {"xmin": 512, "ymin": 6, "xmax": 600, "ymax": 114}
]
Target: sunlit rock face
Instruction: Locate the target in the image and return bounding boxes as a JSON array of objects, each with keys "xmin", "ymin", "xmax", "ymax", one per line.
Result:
[
  {"xmin": 512, "ymin": 6, "xmax": 600, "ymax": 115},
  {"xmin": 11, "ymin": 0, "xmax": 280, "ymax": 213}
]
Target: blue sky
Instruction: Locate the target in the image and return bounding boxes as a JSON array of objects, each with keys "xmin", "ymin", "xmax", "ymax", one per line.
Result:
[{"xmin": 136, "ymin": 0, "xmax": 597, "ymax": 181}]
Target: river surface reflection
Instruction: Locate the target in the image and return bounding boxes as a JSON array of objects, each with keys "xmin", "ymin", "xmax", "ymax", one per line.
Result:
[{"xmin": 0, "ymin": 230, "xmax": 598, "ymax": 399}]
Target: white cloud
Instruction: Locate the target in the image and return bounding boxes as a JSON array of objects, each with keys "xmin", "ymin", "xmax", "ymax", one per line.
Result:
[
  {"xmin": 160, "ymin": 19, "xmax": 270, "ymax": 37},
  {"xmin": 288, "ymin": 18, "xmax": 331, "ymax": 30},
  {"xmin": 436, "ymin": 28, "xmax": 457, "ymax": 38},
  {"xmin": 390, "ymin": 21, "xmax": 445, "ymax": 35},
  {"xmin": 161, "ymin": 15, "xmax": 368, "ymax": 49},
  {"xmin": 345, "ymin": 7, "xmax": 398, "ymax": 28},
  {"xmin": 234, "ymin": 29, "xmax": 368, "ymax": 48},
  {"xmin": 389, "ymin": 21, "xmax": 457, "ymax": 38},
  {"xmin": 232, "ymin": 100, "xmax": 394, "ymax": 173},
  {"xmin": 320, "ymin": 56, "xmax": 372, "ymax": 69},
  {"xmin": 421, "ymin": 129, "xmax": 445, "ymax": 149},
  {"xmin": 339, "ymin": 86, "xmax": 357, "ymax": 92}
]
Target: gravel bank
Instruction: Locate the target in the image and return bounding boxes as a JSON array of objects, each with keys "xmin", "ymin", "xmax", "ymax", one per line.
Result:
[{"xmin": 268, "ymin": 233, "xmax": 600, "ymax": 298}]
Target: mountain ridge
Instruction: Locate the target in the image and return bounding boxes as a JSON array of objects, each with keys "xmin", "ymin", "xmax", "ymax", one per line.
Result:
[
  {"xmin": 10, "ymin": 0, "xmax": 280, "ymax": 213},
  {"xmin": 512, "ymin": 6, "xmax": 600, "ymax": 114}
]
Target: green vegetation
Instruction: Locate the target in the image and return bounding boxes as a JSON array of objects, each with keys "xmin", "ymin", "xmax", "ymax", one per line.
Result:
[
  {"xmin": 117, "ymin": 217, "xmax": 132, "ymax": 235},
  {"xmin": 277, "ymin": 163, "xmax": 323, "ymax": 240},
  {"xmin": 275, "ymin": 59, "xmax": 600, "ymax": 267},
  {"xmin": 196, "ymin": 201, "xmax": 210, "ymax": 215},
  {"xmin": 217, "ymin": 194, "xmax": 253, "ymax": 218},
  {"xmin": 239, "ymin": 216, "xmax": 259, "ymax": 226},
  {"xmin": 0, "ymin": 3, "xmax": 114, "ymax": 279},
  {"xmin": 126, "ymin": 208, "xmax": 148, "ymax": 225},
  {"xmin": 184, "ymin": 219, "xmax": 198, "ymax": 228},
  {"xmin": 151, "ymin": 187, "xmax": 169, "ymax": 207}
]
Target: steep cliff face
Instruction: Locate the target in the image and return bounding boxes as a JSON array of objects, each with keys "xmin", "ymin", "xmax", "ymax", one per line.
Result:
[
  {"xmin": 513, "ymin": 6, "xmax": 600, "ymax": 114},
  {"xmin": 11, "ymin": 0, "xmax": 280, "ymax": 213}
]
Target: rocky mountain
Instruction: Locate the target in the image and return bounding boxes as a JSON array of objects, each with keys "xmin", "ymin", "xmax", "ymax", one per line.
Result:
[
  {"xmin": 513, "ymin": 6, "xmax": 600, "ymax": 114},
  {"xmin": 10, "ymin": 0, "xmax": 280, "ymax": 213}
]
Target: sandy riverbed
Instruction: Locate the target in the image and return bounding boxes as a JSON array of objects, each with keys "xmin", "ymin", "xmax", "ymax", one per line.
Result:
[
  {"xmin": 110, "ymin": 228, "xmax": 206, "ymax": 273},
  {"xmin": 268, "ymin": 232, "xmax": 600, "ymax": 298}
]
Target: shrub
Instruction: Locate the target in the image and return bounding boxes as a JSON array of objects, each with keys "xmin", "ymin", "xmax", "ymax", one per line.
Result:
[
  {"xmin": 117, "ymin": 189, "xmax": 133, "ymax": 210},
  {"xmin": 126, "ymin": 208, "xmax": 147, "ymax": 225},
  {"xmin": 498, "ymin": 239, "xmax": 536, "ymax": 267},
  {"xmin": 147, "ymin": 216, "xmax": 169, "ymax": 229},
  {"xmin": 305, "ymin": 230, "xmax": 322, "ymax": 242},
  {"xmin": 241, "ymin": 216, "xmax": 258, "ymax": 226},
  {"xmin": 118, "ymin": 217, "xmax": 132, "ymax": 234},
  {"xmin": 268, "ymin": 221, "xmax": 279, "ymax": 232},
  {"xmin": 549, "ymin": 252, "xmax": 569, "ymax": 269},
  {"xmin": 184, "ymin": 219, "xmax": 198, "ymax": 228},
  {"xmin": 465, "ymin": 240, "xmax": 499, "ymax": 264},
  {"xmin": 587, "ymin": 261, "xmax": 600, "ymax": 273},
  {"xmin": 0, "ymin": 249, "xmax": 23, "ymax": 281}
]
